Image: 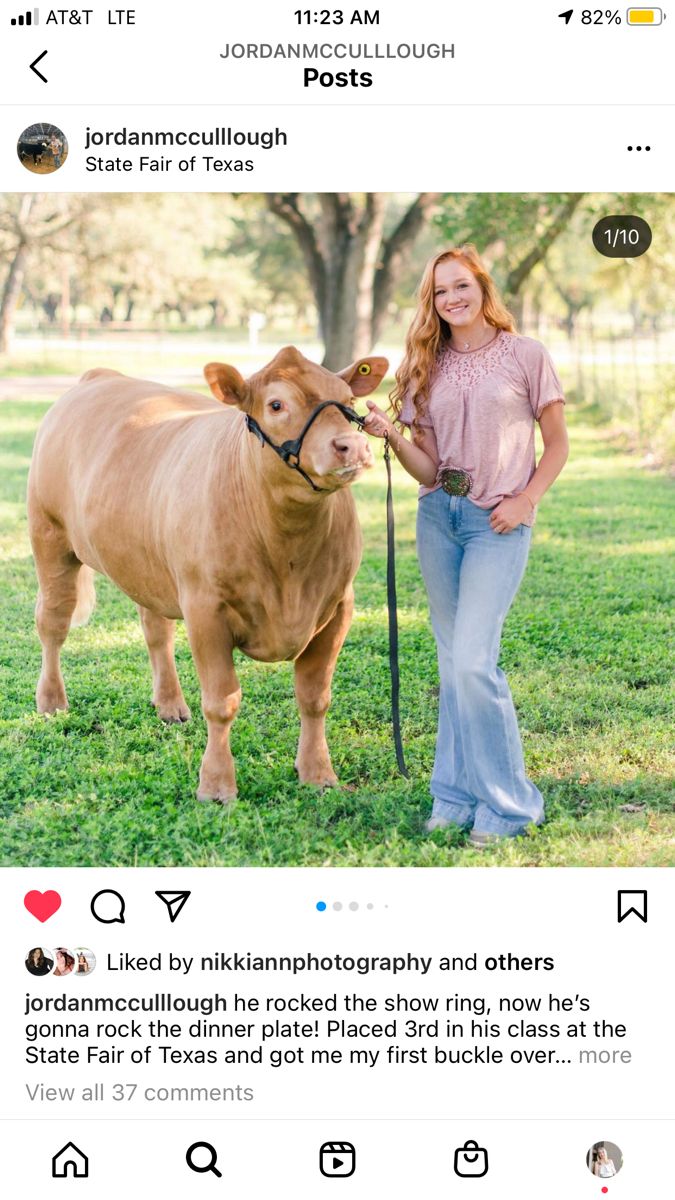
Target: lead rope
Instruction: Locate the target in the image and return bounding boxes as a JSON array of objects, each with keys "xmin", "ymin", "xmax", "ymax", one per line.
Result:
[{"xmin": 384, "ymin": 434, "xmax": 409, "ymax": 778}]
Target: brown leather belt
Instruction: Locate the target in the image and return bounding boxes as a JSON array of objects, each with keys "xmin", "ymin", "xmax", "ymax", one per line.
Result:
[{"xmin": 440, "ymin": 467, "xmax": 472, "ymax": 497}]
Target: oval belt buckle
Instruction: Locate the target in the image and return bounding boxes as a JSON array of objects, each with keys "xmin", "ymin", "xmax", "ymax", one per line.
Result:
[{"xmin": 440, "ymin": 468, "xmax": 472, "ymax": 497}]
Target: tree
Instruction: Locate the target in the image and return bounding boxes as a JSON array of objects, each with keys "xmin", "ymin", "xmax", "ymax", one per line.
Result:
[
  {"xmin": 265, "ymin": 193, "xmax": 442, "ymax": 369},
  {"xmin": 0, "ymin": 194, "xmax": 88, "ymax": 353},
  {"xmin": 435, "ymin": 193, "xmax": 585, "ymax": 325}
]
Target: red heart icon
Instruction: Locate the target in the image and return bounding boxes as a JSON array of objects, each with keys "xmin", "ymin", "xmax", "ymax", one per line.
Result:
[{"xmin": 24, "ymin": 890, "xmax": 62, "ymax": 922}]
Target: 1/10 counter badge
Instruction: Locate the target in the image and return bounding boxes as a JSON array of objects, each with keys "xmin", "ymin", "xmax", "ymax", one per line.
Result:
[{"xmin": 592, "ymin": 214, "xmax": 652, "ymax": 257}]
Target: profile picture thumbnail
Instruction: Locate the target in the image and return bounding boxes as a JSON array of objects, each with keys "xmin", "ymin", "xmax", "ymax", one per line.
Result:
[
  {"xmin": 52, "ymin": 947, "xmax": 76, "ymax": 977},
  {"xmin": 25, "ymin": 947, "xmax": 54, "ymax": 976},
  {"xmin": 73, "ymin": 947, "xmax": 96, "ymax": 976},
  {"xmin": 17, "ymin": 122, "xmax": 68, "ymax": 174},
  {"xmin": 586, "ymin": 1140, "xmax": 623, "ymax": 1178}
]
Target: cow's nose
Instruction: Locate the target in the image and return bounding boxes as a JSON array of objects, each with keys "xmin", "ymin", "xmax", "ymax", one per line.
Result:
[{"xmin": 332, "ymin": 432, "xmax": 370, "ymax": 458}]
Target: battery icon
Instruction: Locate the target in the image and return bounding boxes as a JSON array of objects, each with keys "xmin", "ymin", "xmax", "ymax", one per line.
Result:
[{"xmin": 627, "ymin": 7, "xmax": 663, "ymax": 21}]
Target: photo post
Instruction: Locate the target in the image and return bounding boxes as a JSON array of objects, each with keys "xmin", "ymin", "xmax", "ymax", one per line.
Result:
[{"xmin": 0, "ymin": 2, "xmax": 672, "ymax": 1195}]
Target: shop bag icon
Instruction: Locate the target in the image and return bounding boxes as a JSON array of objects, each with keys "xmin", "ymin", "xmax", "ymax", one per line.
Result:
[{"xmin": 454, "ymin": 1139, "xmax": 489, "ymax": 1178}]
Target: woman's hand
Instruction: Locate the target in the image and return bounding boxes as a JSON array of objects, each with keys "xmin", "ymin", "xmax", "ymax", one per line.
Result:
[
  {"xmin": 363, "ymin": 400, "xmax": 439, "ymax": 487},
  {"xmin": 363, "ymin": 399, "xmax": 395, "ymax": 439},
  {"xmin": 489, "ymin": 493, "xmax": 533, "ymax": 534}
]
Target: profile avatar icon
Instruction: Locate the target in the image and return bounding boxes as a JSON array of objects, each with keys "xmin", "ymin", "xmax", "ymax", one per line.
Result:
[
  {"xmin": 25, "ymin": 946, "xmax": 54, "ymax": 976},
  {"xmin": 587, "ymin": 1141, "xmax": 623, "ymax": 1179},
  {"xmin": 17, "ymin": 122, "xmax": 68, "ymax": 174}
]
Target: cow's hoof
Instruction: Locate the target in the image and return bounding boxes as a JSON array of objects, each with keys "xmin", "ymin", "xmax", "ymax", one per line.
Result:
[
  {"xmin": 155, "ymin": 698, "xmax": 191, "ymax": 723},
  {"xmin": 36, "ymin": 682, "xmax": 68, "ymax": 715},
  {"xmin": 296, "ymin": 765, "xmax": 339, "ymax": 789},
  {"xmin": 196, "ymin": 789, "xmax": 237, "ymax": 806}
]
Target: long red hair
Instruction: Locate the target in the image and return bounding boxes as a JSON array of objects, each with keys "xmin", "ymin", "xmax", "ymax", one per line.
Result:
[{"xmin": 391, "ymin": 245, "xmax": 516, "ymax": 440}]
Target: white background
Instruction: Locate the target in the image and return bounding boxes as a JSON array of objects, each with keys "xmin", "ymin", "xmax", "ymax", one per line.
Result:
[
  {"xmin": 0, "ymin": 0, "xmax": 672, "ymax": 105},
  {"xmin": 1, "ymin": 867, "xmax": 672, "ymax": 1196},
  {"xmin": 1, "ymin": 103, "xmax": 672, "ymax": 191},
  {"xmin": 6, "ymin": 868, "xmax": 670, "ymax": 1123}
]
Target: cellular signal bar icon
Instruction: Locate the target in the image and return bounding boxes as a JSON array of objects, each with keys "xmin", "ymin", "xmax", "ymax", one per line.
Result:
[{"xmin": 11, "ymin": 8, "xmax": 39, "ymax": 24}]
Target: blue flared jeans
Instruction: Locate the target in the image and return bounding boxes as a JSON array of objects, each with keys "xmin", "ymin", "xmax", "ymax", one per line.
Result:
[{"xmin": 416, "ymin": 489, "xmax": 544, "ymax": 836}]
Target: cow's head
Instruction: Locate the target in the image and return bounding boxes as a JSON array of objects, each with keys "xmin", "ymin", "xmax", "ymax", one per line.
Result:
[{"xmin": 204, "ymin": 346, "xmax": 388, "ymax": 491}]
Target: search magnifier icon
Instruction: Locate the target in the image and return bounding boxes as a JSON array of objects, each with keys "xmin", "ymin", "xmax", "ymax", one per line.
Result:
[{"xmin": 186, "ymin": 1142, "xmax": 222, "ymax": 1178}]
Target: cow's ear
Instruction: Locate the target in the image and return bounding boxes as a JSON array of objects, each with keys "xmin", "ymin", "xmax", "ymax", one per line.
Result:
[
  {"xmin": 338, "ymin": 356, "xmax": 389, "ymax": 397},
  {"xmin": 204, "ymin": 362, "xmax": 249, "ymax": 406}
]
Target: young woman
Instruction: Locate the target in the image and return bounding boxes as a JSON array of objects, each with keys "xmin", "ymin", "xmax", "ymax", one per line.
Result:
[
  {"xmin": 25, "ymin": 947, "xmax": 54, "ymax": 976},
  {"xmin": 53, "ymin": 948, "xmax": 75, "ymax": 977},
  {"xmin": 364, "ymin": 245, "xmax": 569, "ymax": 845},
  {"xmin": 592, "ymin": 1147, "xmax": 618, "ymax": 1178}
]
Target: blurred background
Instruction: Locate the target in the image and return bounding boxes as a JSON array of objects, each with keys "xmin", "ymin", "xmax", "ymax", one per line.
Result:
[{"xmin": 1, "ymin": 191, "xmax": 673, "ymax": 466}]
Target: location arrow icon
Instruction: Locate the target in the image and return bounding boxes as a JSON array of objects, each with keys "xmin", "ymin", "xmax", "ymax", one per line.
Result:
[
  {"xmin": 155, "ymin": 890, "xmax": 191, "ymax": 923},
  {"xmin": 558, "ymin": 9, "xmax": 574, "ymax": 22}
]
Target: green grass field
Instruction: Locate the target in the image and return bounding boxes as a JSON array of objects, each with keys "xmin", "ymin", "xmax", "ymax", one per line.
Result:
[{"xmin": 1, "ymin": 377, "xmax": 673, "ymax": 867}]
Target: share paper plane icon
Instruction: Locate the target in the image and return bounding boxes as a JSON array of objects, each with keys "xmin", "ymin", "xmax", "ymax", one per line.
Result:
[{"xmin": 155, "ymin": 890, "xmax": 191, "ymax": 923}]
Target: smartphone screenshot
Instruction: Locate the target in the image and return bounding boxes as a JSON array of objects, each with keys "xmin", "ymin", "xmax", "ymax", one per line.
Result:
[{"xmin": 1, "ymin": 2, "xmax": 673, "ymax": 1196}]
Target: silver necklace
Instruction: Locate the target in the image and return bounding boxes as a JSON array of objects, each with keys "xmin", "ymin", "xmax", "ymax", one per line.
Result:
[{"xmin": 457, "ymin": 330, "xmax": 498, "ymax": 352}]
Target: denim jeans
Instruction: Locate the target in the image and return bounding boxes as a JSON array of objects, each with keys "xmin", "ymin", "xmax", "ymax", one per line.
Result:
[{"xmin": 416, "ymin": 489, "xmax": 544, "ymax": 836}]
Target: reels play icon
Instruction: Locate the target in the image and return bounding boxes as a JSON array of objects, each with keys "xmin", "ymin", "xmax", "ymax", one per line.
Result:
[{"xmin": 320, "ymin": 1141, "xmax": 356, "ymax": 1178}]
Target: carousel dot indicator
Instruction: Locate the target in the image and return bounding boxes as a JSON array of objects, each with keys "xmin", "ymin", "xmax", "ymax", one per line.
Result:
[
  {"xmin": 316, "ymin": 901, "xmax": 327, "ymax": 912},
  {"xmin": 333, "ymin": 901, "xmax": 343, "ymax": 911},
  {"xmin": 349, "ymin": 901, "xmax": 359, "ymax": 911},
  {"xmin": 367, "ymin": 903, "xmax": 374, "ymax": 910}
]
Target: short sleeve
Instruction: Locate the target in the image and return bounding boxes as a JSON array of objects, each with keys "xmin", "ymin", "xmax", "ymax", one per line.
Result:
[
  {"xmin": 514, "ymin": 337, "xmax": 565, "ymax": 419},
  {"xmin": 399, "ymin": 390, "xmax": 433, "ymax": 429}
]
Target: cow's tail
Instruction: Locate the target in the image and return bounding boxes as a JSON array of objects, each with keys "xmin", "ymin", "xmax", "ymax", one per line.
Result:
[{"xmin": 70, "ymin": 565, "xmax": 96, "ymax": 628}]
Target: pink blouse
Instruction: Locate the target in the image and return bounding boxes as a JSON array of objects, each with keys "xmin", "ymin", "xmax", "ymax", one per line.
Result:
[{"xmin": 399, "ymin": 331, "xmax": 565, "ymax": 525}]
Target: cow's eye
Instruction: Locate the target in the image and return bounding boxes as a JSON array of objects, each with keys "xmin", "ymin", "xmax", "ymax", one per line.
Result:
[{"xmin": 269, "ymin": 400, "xmax": 283, "ymax": 413}]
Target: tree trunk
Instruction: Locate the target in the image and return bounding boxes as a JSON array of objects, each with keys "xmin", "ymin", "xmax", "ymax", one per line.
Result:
[
  {"xmin": 353, "ymin": 194, "xmax": 386, "ymax": 361},
  {"xmin": 266, "ymin": 193, "xmax": 441, "ymax": 369},
  {"xmin": 43, "ymin": 293, "xmax": 59, "ymax": 324},
  {"xmin": 504, "ymin": 194, "xmax": 584, "ymax": 303},
  {"xmin": 371, "ymin": 192, "xmax": 442, "ymax": 345},
  {"xmin": 0, "ymin": 194, "xmax": 85, "ymax": 354},
  {"xmin": 318, "ymin": 194, "xmax": 388, "ymax": 369},
  {"xmin": 61, "ymin": 260, "xmax": 71, "ymax": 338},
  {"xmin": 0, "ymin": 240, "xmax": 30, "ymax": 354},
  {"xmin": 209, "ymin": 298, "xmax": 226, "ymax": 328},
  {"xmin": 0, "ymin": 194, "xmax": 36, "ymax": 353}
]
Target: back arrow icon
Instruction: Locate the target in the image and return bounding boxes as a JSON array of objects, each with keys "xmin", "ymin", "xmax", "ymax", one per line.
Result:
[{"xmin": 30, "ymin": 50, "xmax": 48, "ymax": 82}]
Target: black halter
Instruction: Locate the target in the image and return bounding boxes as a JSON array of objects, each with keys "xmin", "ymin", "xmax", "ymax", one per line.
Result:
[{"xmin": 245, "ymin": 400, "xmax": 367, "ymax": 492}]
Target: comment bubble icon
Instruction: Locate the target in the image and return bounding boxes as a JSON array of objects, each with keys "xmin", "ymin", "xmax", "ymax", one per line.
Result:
[{"xmin": 90, "ymin": 889, "xmax": 126, "ymax": 924}]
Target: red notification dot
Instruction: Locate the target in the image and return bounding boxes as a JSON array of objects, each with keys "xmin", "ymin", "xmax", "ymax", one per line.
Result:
[{"xmin": 602, "ymin": 1189, "xmax": 608, "ymax": 1194}]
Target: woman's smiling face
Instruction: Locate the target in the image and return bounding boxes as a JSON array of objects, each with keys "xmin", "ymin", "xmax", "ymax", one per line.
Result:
[{"xmin": 433, "ymin": 259, "xmax": 484, "ymax": 327}]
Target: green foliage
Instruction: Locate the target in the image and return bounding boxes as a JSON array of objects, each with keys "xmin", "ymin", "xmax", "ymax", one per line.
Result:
[{"xmin": 0, "ymin": 386, "xmax": 673, "ymax": 868}]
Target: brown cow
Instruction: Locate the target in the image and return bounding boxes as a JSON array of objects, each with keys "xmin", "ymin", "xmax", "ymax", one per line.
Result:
[{"xmin": 27, "ymin": 347, "xmax": 387, "ymax": 802}]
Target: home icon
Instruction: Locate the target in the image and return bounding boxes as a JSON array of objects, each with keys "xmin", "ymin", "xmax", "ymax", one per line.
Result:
[{"xmin": 52, "ymin": 1142, "xmax": 89, "ymax": 1178}]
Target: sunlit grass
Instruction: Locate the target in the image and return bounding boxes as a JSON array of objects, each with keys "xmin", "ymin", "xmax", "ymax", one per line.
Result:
[{"xmin": 0, "ymin": 381, "xmax": 673, "ymax": 868}]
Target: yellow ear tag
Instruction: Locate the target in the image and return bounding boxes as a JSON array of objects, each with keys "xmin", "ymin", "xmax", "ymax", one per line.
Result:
[{"xmin": 358, "ymin": 363, "xmax": 371, "ymax": 375}]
